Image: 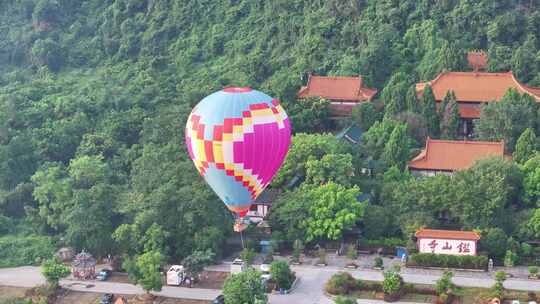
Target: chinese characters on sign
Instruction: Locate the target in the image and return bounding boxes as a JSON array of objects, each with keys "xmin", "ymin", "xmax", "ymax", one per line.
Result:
[{"xmin": 418, "ymin": 238, "xmax": 476, "ymax": 256}]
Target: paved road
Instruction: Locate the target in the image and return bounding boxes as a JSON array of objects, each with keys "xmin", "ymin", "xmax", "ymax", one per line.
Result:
[{"xmin": 3, "ymin": 265, "xmax": 540, "ymax": 303}]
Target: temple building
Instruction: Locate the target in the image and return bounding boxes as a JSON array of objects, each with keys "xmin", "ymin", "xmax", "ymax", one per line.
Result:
[
  {"xmin": 408, "ymin": 138, "xmax": 505, "ymax": 176},
  {"xmin": 416, "ymin": 71, "xmax": 540, "ymax": 135},
  {"xmin": 298, "ymin": 75, "xmax": 377, "ymax": 117}
]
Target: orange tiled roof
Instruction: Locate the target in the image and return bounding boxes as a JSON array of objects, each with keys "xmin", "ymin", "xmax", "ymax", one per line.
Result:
[
  {"xmin": 467, "ymin": 51, "xmax": 488, "ymax": 71},
  {"xmin": 416, "ymin": 228, "xmax": 481, "ymax": 241},
  {"xmin": 298, "ymin": 75, "xmax": 378, "ymax": 102},
  {"xmin": 408, "ymin": 138, "xmax": 505, "ymax": 171},
  {"xmin": 458, "ymin": 104, "xmax": 481, "ymax": 119},
  {"xmin": 416, "ymin": 71, "xmax": 540, "ymax": 103}
]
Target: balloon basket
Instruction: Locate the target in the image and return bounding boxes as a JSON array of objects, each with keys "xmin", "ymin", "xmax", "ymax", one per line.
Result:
[{"xmin": 233, "ymin": 219, "xmax": 248, "ymax": 232}]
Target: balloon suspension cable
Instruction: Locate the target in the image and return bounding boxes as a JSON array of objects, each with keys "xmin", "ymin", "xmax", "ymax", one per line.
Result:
[
  {"xmin": 240, "ymin": 229, "xmax": 245, "ymax": 249},
  {"xmin": 232, "ymin": 211, "xmax": 247, "ymax": 249}
]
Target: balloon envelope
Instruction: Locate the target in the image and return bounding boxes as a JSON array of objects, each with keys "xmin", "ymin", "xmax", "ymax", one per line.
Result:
[{"xmin": 185, "ymin": 87, "xmax": 291, "ymax": 215}]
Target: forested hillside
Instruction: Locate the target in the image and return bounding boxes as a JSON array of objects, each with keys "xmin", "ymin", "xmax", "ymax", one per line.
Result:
[{"xmin": 1, "ymin": 0, "xmax": 540, "ymax": 265}]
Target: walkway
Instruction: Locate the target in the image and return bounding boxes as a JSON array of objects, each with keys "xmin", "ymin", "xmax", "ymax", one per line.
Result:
[{"xmin": 3, "ymin": 263, "xmax": 540, "ymax": 304}]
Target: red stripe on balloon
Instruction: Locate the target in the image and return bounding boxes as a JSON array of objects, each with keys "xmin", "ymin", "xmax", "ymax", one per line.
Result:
[
  {"xmin": 249, "ymin": 103, "xmax": 269, "ymax": 110},
  {"xmin": 196, "ymin": 124, "xmax": 205, "ymax": 140},
  {"xmin": 204, "ymin": 141, "xmax": 214, "ymax": 162},
  {"xmin": 223, "ymin": 118, "xmax": 233, "ymax": 133},
  {"xmin": 213, "ymin": 126, "xmax": 223, "ymax": 141}
]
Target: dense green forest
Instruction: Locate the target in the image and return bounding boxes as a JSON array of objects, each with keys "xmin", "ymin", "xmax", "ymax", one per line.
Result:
[{"xmin": 2, "ymin": 0, "xmax": 540, "ymax": 266}]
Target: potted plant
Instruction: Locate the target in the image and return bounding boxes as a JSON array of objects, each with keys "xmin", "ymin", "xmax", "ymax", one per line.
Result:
[
  {"xmin": 345, "ymin": 244, "xmax": 358, "ymax": 269},
  {"xmin": 529, "ymin": 266, "xmax": 539, "ymax": 279},
  {"xmin": 316, "ymin": 247, "xmax": 327, "ymax": 266},
  {"xmin": 382, "ymin": 270, "xmax": 403, "ymax": 302},
  {"xmin": 435, "ymin": 271, "xmax": 455, "ymax": 304},
  {"xmin": 291, "ymin": 239, "xmax": 303, "ymax": 265},
  {"xmin": 373, "ymin": 256, "xmax": 384, "ymax": 270}
]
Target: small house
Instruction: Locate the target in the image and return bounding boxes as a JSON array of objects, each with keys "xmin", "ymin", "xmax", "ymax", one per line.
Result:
[
  {"xmin": 298, "ymin": 75, "xmax": 377, "ymax": 117},
  {"xmin": 247, "ymin": 189, "xmax": 279, "ymax": 224},
  {"xmin": 415, "ymin": 228, "xmax": 481, "ymax": 256},
  {"xmin": 408, "ymin": 138, "xmax": 506, "ymax": 176}
]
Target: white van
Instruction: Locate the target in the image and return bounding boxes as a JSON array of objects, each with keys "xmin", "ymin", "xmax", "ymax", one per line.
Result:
[{"xmin": 166, "ymin": 265, "xmax": 185, "ymax": 286}]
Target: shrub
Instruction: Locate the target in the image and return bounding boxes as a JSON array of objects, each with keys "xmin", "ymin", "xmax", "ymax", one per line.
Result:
[
  {"xmin": 382, "ymin": 270, "xmax": 403, "ymax": 296},
  {"xmin": 41, "ymin": 258, "xmax": 70, "ymax": 287},
  {"xmin": 325, "ymin": 272, "xmax": 360, "ymax": 295},
  {"xmin": 0, "ymin": 215, "xmax": 14, "ymax": 236},
  {"xmin": 346, "ymin": 244, "xmax": 358, "ymax": 260},
  {"xmin": 223, "ymin": 268, "xmax": 267, "ymax": 304},
  {"xmin": 521, "ymin": 243, "xmax": 533, "ymax": 257},
  {"xmin": 0, "ymin": 235, "xmax": 55, "ymax": 268},
  {"xmin": 503, "ymin": 250, "xmax": 518, "ymax": 267},
  {"xmin": 318, "ymin": 248, "xmax": 327, "ymax": 265},
  {"xmin": 334, "ymin": 296, "xmax": 356, "ymax": 304},
  {"xmin": 364, "ymin": 238, "xmax": 406, "ymax": 248},
  {"xmin": 529, "ymin": 266, "xmax": 539, "ymax": 277},
  {"xmin": 491, "ymin": 271, "xmax": 506, "ymax": 298},
  {"xmin": 361, "ymin": 281, "xmax": 382, "ymax": 292},
  {"xmin": 240, "ymin": 248, "xmax": 256, "ymax": 266},
  {"xmin": 408, "ymin": 253, "xmax": 488, "ymax": 270},
  {"xmin": 374, "ymin": 256, "xmax": 383, "ymax": 268},
  {"xmin": 292, "ymin": 239, "xmax": 303, "ymax": 263},
  {"xmin": 270, "ymin": 261, "xmax": 294, "ymax": 290},
  {"xmin": 435, "ymin": 271, "xmax": 454, "ymax": 296}
]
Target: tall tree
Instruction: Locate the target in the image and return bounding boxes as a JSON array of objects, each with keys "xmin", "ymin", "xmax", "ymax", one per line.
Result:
[
  {"xmin": 513, "ymin": 128, "xmax": 537, "ymax": 164},
  {"xmin": 273, "ymin": 134, "xmax": 347, "ymax": 188},
  {"xmin": 522, "ymin": 155, "xmax": 540, "ymax": 206},
  {"xmin": 405, "ymin": 85, "xmax": 420, "ymax": 113},
  {"xmin": 383, "ymin": 124, "xmax": 412, "ymax": 170},
  {"xmin": 421, "ymin": 86, "xmax": 440, "ymax": 138},
  {"xmin": 475, "ymin": 89, "xmax": 538, "ymax": 152},
  {"xmin": 351, "ymin": 102, "xmax": 379, "ymax": 130},
  {"xmin": 381, "ymin": 72, "xmax": 410, "ymax": 118},
  {"xmin": 440, "ymin": 91, "xmax": 460, "ymax": 139},
  {"xmin": 267, "ymin": 188, "xmax": 311, "ymax": 242},
  {"xmin": 304, "ymin": 182, "xmax": 365, "ymax": 242},
  {"xmin": 124, "ymin": 250, "xmax": 165, "ymax": 294},
  {"xmin": 305, "ymin": 153, "xmax": 354, "ymax": 186},
  {"xmin": 223, "ymin": 268, "xmax": 268, "ymax": 304},
  {"xmin": 42, "ymin": 258, "xmax": 70, "ymax": 288}
]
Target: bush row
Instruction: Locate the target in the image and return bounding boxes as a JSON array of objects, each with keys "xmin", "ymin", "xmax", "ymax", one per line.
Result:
[
  {"xmin": 325, "ymin": 272, "xmax": 438, "ymax": 297},
  {"xmin": 363, "ymin": 238, "xmax": 406, "ymax": 248},
  {"xmin": 0, "ymin": 235, "xmax": 56, "ymax": 267},
  {"xmin": 408, "ymin": 253, "xmax": 488, "ymax": 270}
]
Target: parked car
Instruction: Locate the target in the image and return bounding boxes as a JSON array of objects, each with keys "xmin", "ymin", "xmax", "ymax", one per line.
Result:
[
  {"xmin": 260, "ymin": 264, "xmax": 271, "ymax": 281},
  {"xmin": 100, "ymin": 293, "xmax": 114, "ymax": 304},
  {"xmin": 96, "ymin": 269, "xmax": 112, "ymax": 281},
  {"xmin": 230, "ymin": 258, "xmax": 245, "ymax": 274},
  {"xmin": 212, "ymin": 294, "xmax": 224, "ymax": 304}
]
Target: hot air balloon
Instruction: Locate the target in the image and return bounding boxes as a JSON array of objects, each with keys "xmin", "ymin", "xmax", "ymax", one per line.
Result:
[{"xmin": 185, "ymin": 87, "xmax": 291, "ymax": 231}]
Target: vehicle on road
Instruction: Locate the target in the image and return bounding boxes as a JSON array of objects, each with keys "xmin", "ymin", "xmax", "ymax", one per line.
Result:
[
  {"xmin": 100, "ymin": 293, "xmax": 114, "ymax": 304},
  {"xmin": 211, "ymin": 294, "xmax": 224, "ymax": 304},
  {"xmin": 166, "ymin": 265, "xmax": 185, "ymax": 286},
  {"xmin": 231, "ymin": 258, "xmax": 246, "ymax": 274},
  {"xmin": 96, "ymin": 269, "xmax": 112, "ymax": 281}
]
